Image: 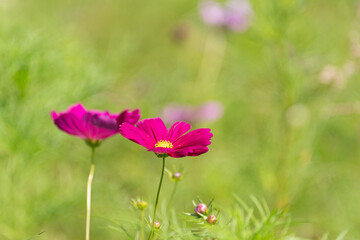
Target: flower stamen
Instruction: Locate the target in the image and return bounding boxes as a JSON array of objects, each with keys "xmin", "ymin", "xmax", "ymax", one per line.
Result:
[{"xmin": 155, "ymin": 140, "xmax": 173, "ymax": 149}]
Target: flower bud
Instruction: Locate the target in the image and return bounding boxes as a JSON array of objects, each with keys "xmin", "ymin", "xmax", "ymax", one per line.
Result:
[
  {"xmin": 132, "ymin": 198, "xmax": 148, "ymax": 210},
  {"xmin": 206, "ymin": 214, "xmax": 217, "ymax": 224},
  {"xmin": 195, "ymin": 203, "xmax": 208, "ymax": 215},
  {"xmin": 137, "ymin": 200, "xmax": 148, "ymax": 210},
  {"xmin": 172, "ymin": 172, "xmax": 182, "ymax": 181},
  {"xmin": 154, "ymin": 221, "xmax": 160, "ymax": 229}
]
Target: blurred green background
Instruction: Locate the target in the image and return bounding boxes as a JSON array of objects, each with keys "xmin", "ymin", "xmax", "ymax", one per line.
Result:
[{"xmin": 0, "ymin": 0, "xmax": 359, "ymax": 239}]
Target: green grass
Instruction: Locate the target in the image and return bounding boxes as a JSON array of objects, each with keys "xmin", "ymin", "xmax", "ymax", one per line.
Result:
[{"xmin": 0, "ymin": 0, "xmax": 359, "ymax": 239}]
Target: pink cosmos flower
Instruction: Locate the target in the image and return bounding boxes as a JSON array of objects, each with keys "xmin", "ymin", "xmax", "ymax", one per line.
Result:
[
  {"xmin": 199, "ymin": 1, "xmax": 225, "ymax": 27},
  {"xmin": 119, "ymin": 118, "xmax": 213, "ymax": 158},
  {"xmin": 199, "ymin": 0, "xmax": 253, "ymax": 33},
  {"xmin": 162, "ymin": 101, "xmax": 224, "ymax": 125},
  {"xmin": 51, "ymin": 103, "xmax": 140, "ymax": 144}
]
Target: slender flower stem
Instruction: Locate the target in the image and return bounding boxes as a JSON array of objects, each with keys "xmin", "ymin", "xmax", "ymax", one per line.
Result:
[
  {"xmin": 86, "ymin": 146, "xmax": 96, "ymax": 240},
  {"xmin": 140, "ymin": 210, "xmax": 145, "ymax": 240},
  {"xmin": 147, "ymin": 155, "xmax": 166, "ymax": 240},
  {"xmin": 166, "ymin": 181, "xmax": 178, "ymax": 213}
]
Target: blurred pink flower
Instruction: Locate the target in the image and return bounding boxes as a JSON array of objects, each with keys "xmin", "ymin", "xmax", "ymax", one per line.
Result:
[
  {"xmin": 162, "ymin": 101, "xmax": 224, "ymax": 125},
  {"xmin": 199, "ymin": 1, "xmax": 225, "ymax": 27},
  {"xmin": 119, "ymin": 118, "xmax": 213, "ymax": 158},
  {"xmin": 199, "ymin": 0, "xmax": 253, "ymax": 32},
  {"xmin": 51, "ymin": 103, "xmax": 140, "ymax": 144},
  {"xmin": 224, "ymin": 0, "xmax": 253, "ymax": 32}
]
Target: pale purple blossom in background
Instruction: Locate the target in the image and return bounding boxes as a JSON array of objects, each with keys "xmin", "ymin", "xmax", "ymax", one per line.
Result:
[
  {"xmin": 199, "ymin": 0, "xmax": 253, "ymax": 32},
  {"xmin": 162, "ymin": 101, "xmax": 224, "ymax": 125},
  {"xmin": 224, "ymin": 0, "xmax": 253, "ymax": 32},
  {"xmin": 199, "ymin": 1, "xmax": 225, "ymax": 27}
]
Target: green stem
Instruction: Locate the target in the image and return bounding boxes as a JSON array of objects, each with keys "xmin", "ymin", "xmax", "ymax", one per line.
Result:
[
  {"xmin": 140, "ymin": 210, "xmax": 145, "ymax": 240},
  {"xmin": 147, "ymin": 155, "xmax": 166, "ymax": 240},
  {"xmin": 166, "ymin": 182, "xmax": 178, "ymax": 213},
  {"xmin": 86, "ymin": 146, "xmax": 96, "ymax": 240}
]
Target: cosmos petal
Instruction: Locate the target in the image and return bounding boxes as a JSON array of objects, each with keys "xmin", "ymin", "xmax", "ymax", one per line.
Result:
[
  {"xmin": 173, "ymin": 128, "xmax": 213, "ymax": 149},
  {"xmin": 54, "ymin": 114, "xmax": 88, "ymax": 139},
  {"xmin": 66, "ymin": 103, "xmax": 87, "ymax": 119},
  {"xmin": 137, "ymin": 118, "xmax": 167, "ymax": 142},
  {"xmin": 167, "ymin": 122, "xmax": 191, "ymax": 142},
  {"xmin": 169, "ymin": 146, "xmax": 209, "ymax": 158},
  {"xmin": 117, "ymin": 109, "xmax": 141, "ymax": 126},
  {"xmin": 119, "ymin": 122, "xmax": 156, "ymax": 149}
]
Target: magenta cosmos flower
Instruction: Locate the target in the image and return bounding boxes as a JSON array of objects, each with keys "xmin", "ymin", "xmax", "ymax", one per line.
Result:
[
  {"xmin": 119, "ymin": 118, "xmax": 213, "ymax": 158},
  {"xmin": 51, "ymin": 103, "xmax": 140, "ymax": 145}
]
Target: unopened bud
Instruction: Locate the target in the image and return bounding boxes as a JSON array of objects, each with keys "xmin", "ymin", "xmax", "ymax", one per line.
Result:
[
  {"xmin": 172, "ymin": 172, "xmax": 182, "ymax": 181},
  {"xmin": 154, "ymin": 221, "xmax": 160, "ymax": 229},
  {"xmin": 132, "ymin": 198, "xmax": 148, "ymax": 210},
  {"xmin": 195, "ymin": 203, "xmax": 208, "ymax": 215},
  {"xmin": 206, "ymin": 214, "xmax": 217, "ymax": 224}
]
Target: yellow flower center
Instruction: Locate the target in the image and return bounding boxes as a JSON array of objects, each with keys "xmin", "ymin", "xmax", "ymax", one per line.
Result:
[{"xmin": 154, "ymin": 140, "xmax": 173, "ymax": 149}]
